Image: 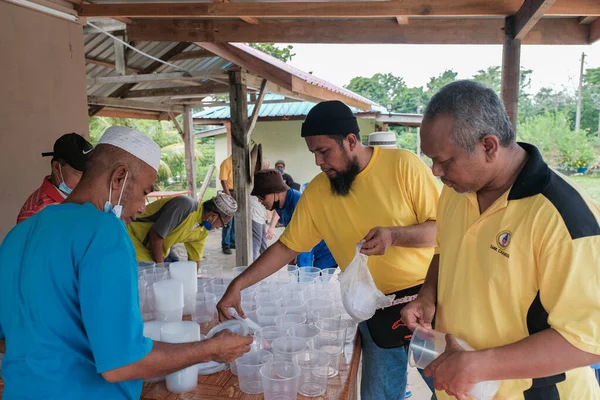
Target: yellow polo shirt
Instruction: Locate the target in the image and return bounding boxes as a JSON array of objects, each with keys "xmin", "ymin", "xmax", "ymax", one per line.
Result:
[
  {"xmin": 127, "ymin": 196, "xmax": 209, "ymax": 262},
  {"xmin": 219, "ymin": 156, "xmax": 234, "ymax": 190},
  {"xmin": 280, "ymin": 146, "xmax": 439, "ymax": 294},
  {"xmin": 436, "ymin": 143, "xmax": 600, "ymax": 400}
]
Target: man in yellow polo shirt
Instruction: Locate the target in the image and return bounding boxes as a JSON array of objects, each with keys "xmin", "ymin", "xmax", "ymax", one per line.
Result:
[
  {"xmin": 219, "ymin": 156, "xmax": 235, "ymax": 254},
  {"xmin": 127, "ymin": 192, "xmax": 237, "ymax": 268},
  {"xmin": 218, "ymin": 100, "xmax": 440, "ymax": 399},
  {"xmin": 402, "ymin": 80, "xmax": 600, "ymax": 400}
]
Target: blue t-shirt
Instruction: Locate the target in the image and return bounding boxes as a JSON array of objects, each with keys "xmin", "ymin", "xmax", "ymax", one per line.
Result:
[
  {"xmin": 276, "ymin": 189, "xmax": 337, "ymax": 269},
  {"xmin": 0, "ymin": 203, "xmax": 153, "ymax": 399}
]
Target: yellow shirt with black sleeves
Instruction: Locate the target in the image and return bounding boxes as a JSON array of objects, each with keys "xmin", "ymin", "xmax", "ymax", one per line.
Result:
[
  {"xmin": 435, "ymin": 143, "xmax": 600, "ymax": 400},
  {"xmin": 127, "ymin": 196, "xmax": 209, "ymax": 262},
  {"xmin": 219, "ymin": 156, "xmax": 234, "ymax": 190},
  {"xmin": 279, "ymin": 146, "xmax": 439, "ymax": 294}
]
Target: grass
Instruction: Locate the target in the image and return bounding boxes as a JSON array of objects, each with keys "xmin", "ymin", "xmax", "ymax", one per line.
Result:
[
  {"xmin": 201, "ymin": 187, "xmax": 217, "ymax": 202},
  {"xmin": 571, "ymin": 174, "xmax": 600, "ymax": 206}
]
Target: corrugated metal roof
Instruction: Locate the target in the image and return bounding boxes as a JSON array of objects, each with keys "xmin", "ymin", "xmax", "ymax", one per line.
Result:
[{"xmin": 194, "ymin": 93, "xmax": 374, "ymax": 119}]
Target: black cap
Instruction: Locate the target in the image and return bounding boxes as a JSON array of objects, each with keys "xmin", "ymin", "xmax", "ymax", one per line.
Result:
[
  {"xmin": 301, "ymin": 100, "xmax": 360, "ymax": 138},
  {"xmin": 41, "ymin": 133, "xmax": 93, "ymax": 172}
]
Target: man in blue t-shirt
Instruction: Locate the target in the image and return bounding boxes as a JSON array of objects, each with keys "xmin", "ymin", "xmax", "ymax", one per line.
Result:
[
  {"xmin": 0, "ymin": 126, "xmax": 252, "ymax": 400},
  {"xmin": 254, "ymin": 169, "xmax": 337, "ymax": 269}
]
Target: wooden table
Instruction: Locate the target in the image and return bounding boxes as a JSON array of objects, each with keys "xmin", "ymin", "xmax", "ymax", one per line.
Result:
[{"xmin": 141, "ymin": 333, "xmax": 362, "ymax": 400}]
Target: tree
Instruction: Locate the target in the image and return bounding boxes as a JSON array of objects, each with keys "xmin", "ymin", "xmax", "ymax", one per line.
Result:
[
  {"xmin": 424, "ymin": 69, "xmax": 458, "ymax": 101},
  {"xmin": 583, "ymin": 67, "xmax": 600, "ymax": 136},
  {"xmin": 248, "ymin": 43, "xmax": 295, "ymax": 62},
  {"xmin": 345, "ymin": 72, "xmax": 425, "ymax": 113}
]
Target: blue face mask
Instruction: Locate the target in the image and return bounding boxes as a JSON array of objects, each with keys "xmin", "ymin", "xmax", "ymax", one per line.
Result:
[
  {"xmin": 278, "ymin": 168, "xmax": 284, "ymax": 174},
  {"xmin": 200, "ymin": 220, "xmax": 213, "ymax": 231},
  {"xmin": 104, "ymin": 171, "xmax": 128, "ymax": 219},
  {"xmin": 58, "ymin": 165, "xmax": 73, "ymax": 195}
]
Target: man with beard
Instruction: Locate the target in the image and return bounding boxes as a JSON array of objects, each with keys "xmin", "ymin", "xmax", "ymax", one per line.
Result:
[
  {"xmin": 218, "ymin": 100, "xmax": 440, "ymax": 399},
  {"xmin": 252, "ymin": 168, "xmax": 336, "ymax": 269}
]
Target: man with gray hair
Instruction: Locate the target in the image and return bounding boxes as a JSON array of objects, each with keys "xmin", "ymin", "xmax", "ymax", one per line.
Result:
[
  {"xmin": 0, "ymin": 126, "xmax": 252, "ymax": 399},
  {"xmin": 402, "ymin": 80, "xmax": 600, "ymax": 399}
]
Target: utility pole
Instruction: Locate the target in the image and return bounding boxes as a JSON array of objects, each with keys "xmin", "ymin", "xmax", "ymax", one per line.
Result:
[{"xmin": 575, "ymin": 52, "xmax": 586, "ymax": 132}]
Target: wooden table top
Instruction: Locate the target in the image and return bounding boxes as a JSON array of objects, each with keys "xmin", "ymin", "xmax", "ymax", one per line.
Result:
[
  {"xmin": 0, "ymin": 333, "xmax": 361, "ymax": 400},
  {"xmin": 141, "ymin": 333, "xmax": 362, "ymax": 400}
]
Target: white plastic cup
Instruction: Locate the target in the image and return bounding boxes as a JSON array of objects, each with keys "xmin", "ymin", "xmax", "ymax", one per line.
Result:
[
  {"xmin": 254, "ymin": 326, "xmax": 282, "ymax": 351},
  {"xmin": 204, "ymin": 285, "xmax": 226, "ymax": 304},
  {"xmin": 193, "ymin": 292, "xmax": 217, "ymax": 334},
  {"xmin": 153, "ymin": 280, "xmax": 184, "ymax": 322},
  {"xmin": 199, "ymin": 263, "xmax": 223, "ymax": 279},
  {"xmin": 305, "ymin": 298, "xmax": 334, "ymax": 323},
  {"xmin": 255, "ymin": 284, "xmax": 282, "ymax": 296},
  {"xmin": 145, "ymin": 266, "xmax": 169, "ymax": 284},
  {"xmin": 138, "ymin": 279, "xmax": 147, "ymax": 308},
  {"xmin": 170, "ymin": 261, "xmax": 198, "ymax": 315},
  {"xmin": 260, "ymin": 361, "xmax": 301, "ymax": 400},
  {"xmin": 319, "ymin": 268, "xmax": 338, "ymax": 282},
  {"xmin": 255, "ymin": 292, "xmax": 283, "ymax": 308},
  {"xmin": 298, "ymin": 267, "xmax": 320, "ymax": 283},
  {"xmin": 272, "ymin": 336, "xmax": 307, "ymax": 362},
  {"xmin": 312, "ymin": 308, "xmax": 343, "ymax": 329},
  {"xmin": 279, "ymin": 286, "xmax": 307, "ymax": 303},
  {"xmin": 275, "ymin": 314, "xmax": 306, "ymax": 336},
  {"xmin": 293, "ymin": 349, "xmax": 330, "ymax": 397},
  {"xmin": 276, "ymin": 298, "xmax": 306, "ymax": 318},
  {"xmin": 311, "ymin": 331, "xmax": 344, "ymax": 377},
  {"xmin": 256, "ymin": 306, "xmax": 284, "ymax": 327},
  {"xmin": 161, "ymin": 321, "xmax": 201, "ymax": 394},
  {"xmin": 287, "ymin": 324, "xmax": 320, "ymax": 349},
  {"xmin": 235, "ymin": 349, "xmax": 274, "ymax": 394}
]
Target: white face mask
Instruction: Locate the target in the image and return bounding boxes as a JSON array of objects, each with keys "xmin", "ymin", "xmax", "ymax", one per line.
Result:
[{"xmin": 103, "ymin": 172, "xmax": 128, "ymax": 219}]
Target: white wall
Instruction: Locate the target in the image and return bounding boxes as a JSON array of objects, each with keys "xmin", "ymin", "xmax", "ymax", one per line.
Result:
[
  {"xmin": 0, "ymin": 2, "xmax": 89, "ymax": 239},
  {"xmin": 215, "ymin": 118, "xmax": 377, "ymax": 187}
]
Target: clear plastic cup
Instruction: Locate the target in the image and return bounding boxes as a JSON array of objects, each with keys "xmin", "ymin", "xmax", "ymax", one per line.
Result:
[
  {"xmin": 276, "ymin": 298, "xmax": 306, "ymax": 318},
  {"xmin": 138, "ymin": 261, "xmax": 155, "ymax": 269},
  {"xmin": 341, "ymin": 314, "xmax": 358, "ymax": 343},
  {"xmin": 138, "ymin": 279, "xmax": 147, "ymax": 308},
  {"xmin": 236, "ymin": 349, "xmax": 274, "ymax": 394},
  {"xmin": 287, "ymin": 324, "xmax": 320, "ymax": 348},
  {"xmin": 305, "ymin": 298, "xmax": 334, "ymax": 323},
  {"xmin": 204, "ymin": 285, "xmax": 225, "ymax": 304},
  {"xmin": 298, "ymin": 267, "xmax": 321, "ymax": 282},
  {"xmin": 255, "ymin": 292, "xmax": 283, "ymax": 308},
  {"xmin": 293, "ymin": 349, "xmax": 330, "ymax": 397},
  {"xmin": 319, "ymin": 268, "xmax": 338, "ymax": 282},
  {"xmin": 256, "ymin": 306, "xmax": 283, "ymax": 326},
  {"xmin": 260, "ymin": 361, "xmax": 301, "ymax": 400},
  {"xmin": 197, "ymin": 278, "xmax": 211, "ymax": 293},
  {"xmin": 233, "ymin": 266, "xmax": 248, "ymax": 277},
  {"xmin": 275, "ymin": 314, "xmax": 306, "ymax": 336},
  {"xmin": 311, "ymin": 331, "xmax": 344, "ymax": 377},
  {"xmin": 256, "ymin": 284, "xmax": 282, "ymax": 295},
  {"xmin": 241, "ymin": 292, "xmax": 256, "ymax": 312},
  {"xmin": 193, "ymin": 292, "xmax": 217, "ymax": 334},
  {"xmin": 254, "ymin": 326, "xmax": 282, "ymax": 351},
  {"xmin": 145, "ymin": 266, "xmax": 169, "ymax": 284},
  {"xmin": 161, "ymin": 321, "xmax": 201, "ymax": 393},
  {"xmin": 312, "ymin": 308, "xmax": 343, "ymax": 328},
  {"xmin": 272, "ymin": 336, "xmax": 307, "ymax": 362},
  {"xmin": 199, "ymin": 263, "xmax": 223, "ymax": 279},
  {"xmin": 279, "ymin": 286, "xmax": 307, "ymax": 303}
]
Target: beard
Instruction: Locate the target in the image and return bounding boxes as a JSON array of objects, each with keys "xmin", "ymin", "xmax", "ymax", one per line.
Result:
[{"xmin": 328, "ymin": 156, "xmax": 361, "ymax": 196}]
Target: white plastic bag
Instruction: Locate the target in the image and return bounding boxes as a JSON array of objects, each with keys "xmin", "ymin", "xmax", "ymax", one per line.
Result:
[{"xmin": 339, "ymin": 242, "xmax": 393, "ymax": 322}]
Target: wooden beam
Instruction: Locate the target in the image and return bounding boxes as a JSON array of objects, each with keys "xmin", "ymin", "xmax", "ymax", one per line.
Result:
[
  {"xmin": 87, "ymin": 72, "xmax": 226, "ymax": 85},
  {"xmin": 88, "ymin": 42, "xmax": 191, "ymax": 116},
  {"xmin": 95, "ymin": 108, "xmax": 161, "ymax": 120},
  {"xmin": 88, "ymin": 96, "xmax": 184, "ymax": 113},
  {"xmin": 183, "ymin": 105, "xmax": 197, "ymax": 198},
  {"xmin": 580, "ymin": 16, "xmax": 598, "ymax": 24},
  {"xmin": 128, "ymin": 18, "xmax": 589, "ymax": 45},
  {"xmin": 291, "ymin": 76, "xmax": 371, "ymax": 111},
  {"xmin": 512, "ymin": 0, "xmax": 558, "ymax": 40},
  {"xmin": 170, "ymin": 49, "xmax": 215, "ymax": 61},
  {"xmin": 240, "ymin": 16, "xmax": 259, "ymax": 25},
  {"xmin": 228, "ymin": 70, "xmax": 253, "ymax": 266},
  {"xmin": 85, "ymin": 57, "xmax": 140, "ymax": 73},
  {"xmin": 169, "ymin": 111, "xmax": 184, "ymax": 137},
  {"xmin": 124, "ymin": 82, "xmax": 228, "ymax": 98},
  {"xmin": 395, "ymin": 16, "xmax": 409, "ymax": 25},
  {"xmin": 591, "ymin": 18, "xmax": 600, "ymax": 43},
  {"xmin": 501, "ymin": 17, "xmax": 521, "ymax": 134},
  {"xmin": 80, "ymin": 0, "xmax": 600, "ymax": 18},
  {"xmin": 247, "ymin": 79, "xmax": 267, "ymax": 138},
  {"xmin": 113, "ymin": 37, "xmax": 127, "ymax": 75}
]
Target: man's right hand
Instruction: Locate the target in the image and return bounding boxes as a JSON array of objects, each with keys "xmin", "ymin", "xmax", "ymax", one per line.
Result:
[
  {"xmin": 209, "ymin": 330, "xmax": 253, "ymax": 363},
  {"xmin": 217, "ymin": 283, "xmax": 244, "ymax": 321},
  {"xmin": 266, "ymin": 227, "xmax": 276, "ymax": 240},
  {"xmin": 401, "ymin": 297, "xmax": 436, "ymax": 331}
]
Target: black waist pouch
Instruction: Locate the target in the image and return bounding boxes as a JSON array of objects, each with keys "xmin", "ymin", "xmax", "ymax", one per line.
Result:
[{"xmin": 365, "ymin": 285, "xmax": 422, "ymax": 349}]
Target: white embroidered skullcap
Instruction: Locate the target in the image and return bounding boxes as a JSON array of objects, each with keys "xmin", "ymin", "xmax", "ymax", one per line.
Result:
[
  {"xmin": 98, "ymin": 126, "xmax": 161, "ymax": 172},
  {"xmin": 214, "ymin": 191, "xmax": 238, "ymax": 216}
]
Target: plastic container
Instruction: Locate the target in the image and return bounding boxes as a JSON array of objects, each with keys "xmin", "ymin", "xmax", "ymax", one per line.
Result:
[
  {"xmin": 256, "ymin": 306, "xmax": 283, "ymax": 327},
  {"xmin": 256, "ymin": 284, "xmax": 282, "ymax": 296},
  {"xmin": 235, "ymin": 349, "xmax": 274, "ymax": 394},
  {"xmin": 312, "ymin": 307, "xmax": 343, "ymax": 327},
  {"xmin": 204, "ymin": 285, "xmax": 226, "ymax": 304},
  {"xmin": 293, "ymin": 349, "xmax": 330, "ymax": 396},
  {"xmin": 153, "ymin": 280, "xmax": 184, "ymax": 322},
  {"xmin": 260, "ymin": 361, "xmax": 301, "ymax": 400},
  {"xmin": 275, "ymin": 314, "xmax": 306, "ymax": 336},
  {"xmin": 254, "ymin": 326, "xmax": 282, "ymax": 351},
  {"xmin": 305, "ymin": 298, "xmax": 334, "ymax": 323},
  {"xmin": 279, "ymin": 286, "xmax": 307, "ymax": 303},
  {"xmin": 276, "ymin": 298, "xmax": 306, "ymax": 318},
  {"xmin": 298, "ymin": 267, "xmax": 320, "ymax": 283},
  {"xmin": 255, "ymin": 292, "xmax": 283, "ymax": 309},
  {"xmin": 341, "ymin": 314, "xmax": 358, "ymax": 343},
  {"xmin": 199, "ymin": 263, "xmax": 223, "ymax": 279},
  {"xmin": 144, "ymin": 266, "xmax": 169, "ymax": 284},
  {"xmin": 272, "ymin": 336, "xmax": 307, "ymax": 362},
  {"xmin": 319, "ymin": 268, "xmax": 338, "ymax": 282},
  {"xmin": 169, "ymin": 261, "xmax": 198, "ymax": 315},
  {"xmin": 206, "ymin": 319, "xmax": 249, "ymax": 339},
  {"xmin": 287, "ymin": 324, "xmax": 320, "ymax": 348},
  {"xmin": 408, "ymin": 326, "xmax": 500, "ymax": 400},
  {"xmin": 311, "ymin": 331, "xmax": 344, "ymax": 377},
  {"xmin": 160, "ymin": 321, "xmax": 201, "ymax": 394}
]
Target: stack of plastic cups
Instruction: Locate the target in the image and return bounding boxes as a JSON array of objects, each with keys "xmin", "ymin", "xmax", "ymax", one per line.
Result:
[
  {"xmin": 143, "ymin": 321, "xmax": 165, "ymax": 382},
  {"xmin": 293, "ymin": 349, "xmax": 330, "ymax": 397},
  {"xmin": 169, "ymin": 261, "xmax": 198, "ymax": 316},
  {"xmin": 235, "ymin": 349, "xmax": 273, "ymax": 394},
  {"xmin": 153, "ymin": 280, "xmax": 185, "ymax": 322},
  {"xmin": 260, "ymin": 361, "xmax": 301, "ymax": 400},
  {"xmin": 271, "ymin": 336, "xmax": 307, "ymax": 362},
  {"xmin": 274, "ymin": 314, "xmax": 306, "ymax": 336},
  {"xmin": 288, "ymin": 324, "xmax": 320, "ymax": 348},
  {"xmin": 312, "ymin": 320, "xmax": 348, "ymax": 377},
  {"xmin": 254, "ymin": 326, "xmax": 282, "ymax": 351},
  {"xmin": 192, "ymin": 292, "xmax": 217, "ymax": 335},
  {"xmin": 199, "ymin": 263, "xmax": 223, "ymax": 280},
  {"xmin": 161, "ymin": 321, "xmax": 201, "ymax": 393}
]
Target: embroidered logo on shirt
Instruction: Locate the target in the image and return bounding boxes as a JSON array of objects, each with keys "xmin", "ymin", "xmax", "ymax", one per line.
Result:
[{"xmin": 489, "ymin": 230, "xmax": 512, "ymax": 258}]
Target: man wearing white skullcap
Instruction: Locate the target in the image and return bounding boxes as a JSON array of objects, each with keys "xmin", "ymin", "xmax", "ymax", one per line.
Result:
[
  {"xmin": 0, "ymin": 126, "xmax": 252, "ymax": 400},
  {"xmin": 127, "ymin": 192, "xmax": 238, "ymax": 269}
]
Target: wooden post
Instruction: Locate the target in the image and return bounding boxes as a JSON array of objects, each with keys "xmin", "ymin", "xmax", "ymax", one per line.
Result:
[
  {"xmin": 501, "ymin": 16, "xmax": 521, "ymax": 134},
  {"xmin": 225, "ymin": 121, "xmax": 232, "ymax": 156},
  {"xmin": 183, "ymin": 105, "xmax": 197, "ymax": 198},
  {"xmin": 228, "ymin": 70, "xmax": 253, "ymax": 266}
]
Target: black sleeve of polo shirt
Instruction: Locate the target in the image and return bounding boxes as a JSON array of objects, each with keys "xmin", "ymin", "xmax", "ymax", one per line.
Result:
[{"xmin": 152, "ymin": 196, "xmax": 198, "ymax": 239}]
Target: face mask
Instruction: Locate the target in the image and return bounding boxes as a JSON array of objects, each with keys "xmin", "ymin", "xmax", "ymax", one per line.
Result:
[
  {"xmin": 200, "ymin": 220, "xmax": 213, "ymax": 231},
  {"xmin": 278, "ymin": 168, "xmax": 284, "ymax": 174},
  {"xmin": 57, "ymin": 164, "xmax": 73, "ymax": 195},
  {"xmin": 104, "ymin": 171, "xmax": 128, "ymax": 219},
  {"xmin": 273, "ymin": 195, "xmax": 281, "ymax": 210}
]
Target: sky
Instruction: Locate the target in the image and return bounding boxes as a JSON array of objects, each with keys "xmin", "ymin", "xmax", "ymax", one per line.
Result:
[{"xmin": 283, "ymin": 42, "xmax": 600, "ymax": 95}]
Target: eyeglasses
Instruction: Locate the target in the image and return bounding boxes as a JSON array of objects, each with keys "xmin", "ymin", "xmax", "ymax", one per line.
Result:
[{"xmin": 257, "ymin": 194, "xmax": 265, "ymax": 201}]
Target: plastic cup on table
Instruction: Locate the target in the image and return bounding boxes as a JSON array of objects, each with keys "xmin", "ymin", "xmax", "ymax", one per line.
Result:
[
  {"xmin": 341, "ymin": 314, "xmax": 359, "ymax": 343},
  {"xmin": 275, "ymin": 313, "xmax": 306, "ymax": 336},
  {"xmin": 210, "ymin": 277, "xmax": 232, "ymax": 296},
  {"xmin": 287, "ymin": 324, "xmax": 320, "ymax": 348},
  {"xmin": 276, "ymin": 298, "xmax": 306, "ymax": 319},
  {"xmin": 144, "ymin": 266, "xmax": 169, "ymax": 285},
  {"xmin": 138, "ymin": 279, "xmax": 147, "ymax": 308},
  {"xmin": 153, "ymin": 280, "xmax": 184, "ymax": 322},
  {"xmin": 199, "ymin": 263, "xmax": 223, "ymax": 280},
  {"xmin": 235, "ymin": 349, "xmax": 274, "ymax": 394},
  {"xmin": 316, "ymin": 320, "xmax": 348, "ymax": 356},
  {"xmin": 255, "ymin": 283, "xmax": 282, "ymax": 295},
  {"xmin": 260, "ymin": 361, "xmax": 301, "ymax": 400},
  {"xmin": 232, "ymin": 266, "xmax": 248, "ymax": 277},
  {"xmin": 293, "ymin": 349, "xmax": 330, "ymax": 397},
  {"xmin": 279, "ymin": 285, "xmax": 307, "ymax": 303},
  {"xmin": 312, "ymin": 308, "xmax": 343, "ymax": 329},
  {"xmin": 271, "ymin": 336, "xmax": 307, "ymax": 362},
  {"xmin": 319, "ymin": 267, "xmax": 338, "ymax": 282},
  {"xmin": 310, "ymin": 330, "xmax": 344, "ymax": 377},
  {"xmin": 160, "ymin": 321, "xmax": 201, "ymax": 394},
  {"xmin": 305, "ymin": 298, "xmax": 334, "ymax": 323},
  {"xmin": 197, "ymin": 278, "xmax": 211, "ymax": 294},
  {"xmin": 204, "ymin": 285, "xmax": 226, "ymax": 304},
  {"xmin": 192, "ymin": 292, "xmax": 217, "ymax": 335},
  {"xmin": 298, "ymin": 266, "xmax": 321, "ymax": 283},
  {"xmin": 254, "ymin": 326, "xmax": 282, "ymax": 351},
  {"xmin": 255, "ymin": 292, "xmax": 283, "ymax": 309},
  {"xmin": 169, "ymin": 261, "xmax": 198, "ymax": 316},
  {"xmin": 256, "ymin": 306, "xmax": 283, "ymax": 327}
]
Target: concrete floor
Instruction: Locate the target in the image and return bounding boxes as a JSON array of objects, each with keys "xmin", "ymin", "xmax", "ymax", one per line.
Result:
[{"xmin": 179, "ymin": 227, "xmax": 434, "ymax": 400}]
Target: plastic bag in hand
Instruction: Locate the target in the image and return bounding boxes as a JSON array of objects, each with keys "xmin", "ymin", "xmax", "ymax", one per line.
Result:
[{"xmin": 338, "ymin": 242, "xmax": 393, "ymax": 322}]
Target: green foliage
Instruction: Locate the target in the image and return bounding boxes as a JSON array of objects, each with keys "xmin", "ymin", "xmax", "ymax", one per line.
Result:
[{"xmin": 248, "ymin": 43, "xmax": 295, "ymax": 62}]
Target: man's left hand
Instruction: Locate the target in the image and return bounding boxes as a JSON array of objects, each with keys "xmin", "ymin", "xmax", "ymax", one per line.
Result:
[
  {"xmin": 360, "ymin": 227, "xmax": 393, "ymax": 256},
  {"xmin": 424, "ymin": 335, "xmax": 480, "ymax": 400}
]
